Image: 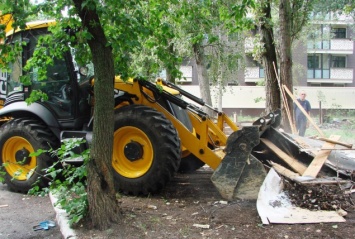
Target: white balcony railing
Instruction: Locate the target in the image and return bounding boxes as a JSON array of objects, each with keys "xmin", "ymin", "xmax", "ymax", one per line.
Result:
[
  {"xmin": 245, "ymin": 67, "xmax": 259, "ymax": 78},
  {"xmin": 311, "ymin": 12, "xmax": 354, "ymax": 24},
  {"xmin": 244, "ymin": 37, "xmax": 254, "ymax": 52},
  {"xmin": 331, "ymin": 39, "xmax": 354, "ymax": 51},
  {"xmin": 330, "ymin": 68, "xmax": 353, "ymax": 81},
  {"xmin": 307, "ymin": 39, "xmax": 354, "ymax": 54},
  {"xmin": 307, "ymin": 68, "xmax": 353, "ymax": 84}
]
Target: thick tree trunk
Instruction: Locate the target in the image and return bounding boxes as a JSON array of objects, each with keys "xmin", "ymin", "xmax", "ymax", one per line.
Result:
[
  {"xmin": 279, "ymin": 0, "xmax": 294, "ymax": 132},
  {"xmin": 193, "ymin": 43, "xmax": 214, "ymax": 116},
  {"xmin": 259, "ymin": 0, "xmax": 280, "ymax": 114},
  {"xmin": 73, "ymin": 0, "xmax": 121, "ymax": 230}
]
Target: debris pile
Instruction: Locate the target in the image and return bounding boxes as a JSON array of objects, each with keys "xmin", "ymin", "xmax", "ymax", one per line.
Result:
[
  {"xmin": 284, "ymin": 180, "xmax": 355, "ymax": 211},
  {"xmin": 256, "ymin": 129, "xmax": 355, "ymax": 224}
]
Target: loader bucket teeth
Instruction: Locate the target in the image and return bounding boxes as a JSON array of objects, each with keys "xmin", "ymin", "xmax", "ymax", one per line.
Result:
[{"xmin": 211, "ymin": 126, "xmax": 266, "ymax": 201}]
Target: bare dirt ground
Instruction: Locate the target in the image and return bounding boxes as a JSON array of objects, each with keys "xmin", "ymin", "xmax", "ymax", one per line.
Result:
[
  {"xmin": 75, "ymin": 167, "xmax": 355, "ymax": 239},
  {"xmin": 74, "ymin": 119, "xmax": 355, "ymax": 239}
]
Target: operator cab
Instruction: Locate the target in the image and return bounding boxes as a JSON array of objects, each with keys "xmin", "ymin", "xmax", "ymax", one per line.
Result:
[{"xmin": 2, "ymin": 24, "xmax": 92, "ymax": 129}]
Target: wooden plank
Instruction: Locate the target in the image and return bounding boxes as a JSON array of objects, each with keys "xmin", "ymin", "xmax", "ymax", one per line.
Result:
[
  {"xmin": 294, "ymin": 137, "xmax": 318, "ymax": 156},
  {"xmin": 300, "ymin": 178, "xmax": 349, "ymax": 185},
  {"xmin": 269, "ymin": 161, "xmax": 301, "ymax": 181},
  {"xmin": 302, "ymin": 135, "xmax": 341, "ymax": 178},
  {"xmin": 270, "ymin": 161, "xmax": 349, "ymax": 185},
  {"xmin": 316, "ymin": 137, "xmax": 353, "ymax": 149},
  {"xmin": 273, "ymin": 62, "xmax": 297, "ymax": 134},
  {"xmin": 300, "ymin": 148, "xmax": 355, "ymax": 152},
  {"xmin": 261, "ymin": 138, "xmax": 307, "ymax": 174}
]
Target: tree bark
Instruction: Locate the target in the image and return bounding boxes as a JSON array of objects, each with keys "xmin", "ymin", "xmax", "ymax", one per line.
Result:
[
  {"xmin": 193, "ymin": 43, "xmax": 214, "ymax": 116},
  {"xmin": 73, "ymin": 0, "xmax": 121, "ymax": 230},
  {"xmin": 279, "ymin": 0, "xmax": 294, "ymax": 132},
  {"xmin": 259, "ymin": 0, "xmax": 280, "ymax": 114}
]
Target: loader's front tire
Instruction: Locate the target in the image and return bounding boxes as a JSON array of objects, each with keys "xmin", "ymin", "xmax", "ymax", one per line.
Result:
[
  {"xmin": 112, "ymin": 105, "xmax": 181, "ymax": 195},
  {"xmin": 0, "ymin": 118, "xmax": 58, "ymax": 193}
]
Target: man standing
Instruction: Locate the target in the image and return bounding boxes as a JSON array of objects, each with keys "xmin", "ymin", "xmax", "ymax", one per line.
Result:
[{"xmin": 294, "ymin": 90, "xmax": 311, "ymax": 136}]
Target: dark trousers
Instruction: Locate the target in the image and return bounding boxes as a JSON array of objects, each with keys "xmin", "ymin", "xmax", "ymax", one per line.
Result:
[{"xmin": 296, "ymin": 119, "xmax": 307, "ymax": 136}]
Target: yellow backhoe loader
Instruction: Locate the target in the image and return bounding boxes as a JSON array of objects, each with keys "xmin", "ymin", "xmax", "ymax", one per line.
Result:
[{"xmin": 0, "ymin": 16, "xmax": 300, "ymax": 201}]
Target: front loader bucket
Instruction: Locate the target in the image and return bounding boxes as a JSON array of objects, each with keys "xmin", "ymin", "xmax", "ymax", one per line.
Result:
[{"xmin": 211, "ymin": 126, "xmax": 267, "ymax": 201}]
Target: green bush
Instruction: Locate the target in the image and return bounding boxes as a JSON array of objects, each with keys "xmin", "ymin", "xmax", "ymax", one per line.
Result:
[{"xmin": 29, "ymin": 138, "xmax": 90, "ymax": 226}]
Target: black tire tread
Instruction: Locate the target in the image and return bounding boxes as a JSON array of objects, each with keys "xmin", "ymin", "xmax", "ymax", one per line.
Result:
[
  {"xmin": 0, "ymin": 118, "xmax": 58, "ymax": 193},
  {"xmin": 113, "ymin": 105, "xmax": 181, "ymax": 195}
]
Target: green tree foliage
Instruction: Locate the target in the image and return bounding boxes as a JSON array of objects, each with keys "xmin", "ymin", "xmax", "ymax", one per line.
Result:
[
  {"xmin": 167, "ymin": 0, "xmax": 254, "ymax": 111},
  {"xmin": 0, "ymin": 0, "xmax": 188, "ymax": 230}
]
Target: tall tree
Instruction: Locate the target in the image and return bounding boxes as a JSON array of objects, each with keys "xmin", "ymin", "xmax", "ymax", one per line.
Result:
[
  {"xmin": 278, "ymin": 0, "xmax": 293, "ymax": 130},
  {"xmin": 71, "ymin": 0, "xmax": 120, "ymax": 229},
  {"xmin": 253, "ymin": 0, "xmax": 315, "ymax": 131},
  {"xmin": 257, "ymin": 0, "xmax": 280, "ymax": 113},
  {"xmin": 278, "ymin": 0, "xmax": 314, "ymax": 131},
  {"xmin": 1, "ymin": 0, "xmax": 179, "ymax": 230}
]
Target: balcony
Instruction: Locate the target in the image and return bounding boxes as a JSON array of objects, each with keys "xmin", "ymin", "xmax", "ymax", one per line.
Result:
[
  {"xmin": 245, "ymin": 67, "xmax": 264, "ymax": 83},
  {"xmin": 307, "ymin": 68, "xmax": 353, "ymax": 84},
  {"xmin": 311, "ymin": 12, "xmax": 354, "ymax": 25},
  {"xmin": 307, "ymin": 39, "xmax": 354, "ymax": 54}
]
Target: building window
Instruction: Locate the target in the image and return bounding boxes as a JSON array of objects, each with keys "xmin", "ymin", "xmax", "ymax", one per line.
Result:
[
  {"xmin": 245, "ymin": 54, "xmax": 258, "ymax": 67},
  {"xmin": 259, "ymin": 67, "xmax": 264, "ymax": 78},
  {"xmin": 307, "ymin": 55, "xmax": 319, "ymax": 69},
  {"xmin": 332, "ymin": 56, "xmax": 346, "ymax": 68},
  {"xmin": 332, "ymin": 28, "xmax": 346, "ymax": 39},
  {"xmin": 307, "ymin": 54, "xmax": 330, "ymax": 79}
]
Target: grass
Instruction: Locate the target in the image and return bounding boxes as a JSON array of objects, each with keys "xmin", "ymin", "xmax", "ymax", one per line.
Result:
[
  {"xmin": 178, "ymin": 224, "xmax": 191, "ymax": 238},
  {"xmin": 306, "ymin": 122, "xmax": 355, "ymax": 144},
  {"xmin": 304, "ymin": 114, "xmax": 355, "ymax": 144}
]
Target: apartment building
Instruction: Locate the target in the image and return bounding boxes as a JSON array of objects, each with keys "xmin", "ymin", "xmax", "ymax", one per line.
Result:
[{"xmin": 177, "ymin": 12, "xmax": 355, "ymax": 117}]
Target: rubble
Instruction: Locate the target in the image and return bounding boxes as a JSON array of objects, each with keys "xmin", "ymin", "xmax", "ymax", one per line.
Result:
[
  {"xmin": 257, "ymin": 130, "xmax": 355, "ymax": 224},
  {"xmin": 283, "ymin": 179, "xmax": 355, "ymax": 212}
]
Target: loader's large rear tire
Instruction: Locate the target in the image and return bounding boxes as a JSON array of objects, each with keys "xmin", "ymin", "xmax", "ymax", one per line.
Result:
[
  {"xmin": 112, "ymin": 105, "xmax": 181, "ymax": 195},
  {"xmin": 0, "ymin": 118, "xmax": 58, "ymax": 193}
]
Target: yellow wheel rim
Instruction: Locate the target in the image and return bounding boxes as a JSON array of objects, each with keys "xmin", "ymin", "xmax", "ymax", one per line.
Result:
[
  {"xmin": 2, "ymin": 136, "xmax": 36, "ymax": 181},
  {"xmin": 112, "ymin": 126, "xmax": 153, "ymax": 178}
]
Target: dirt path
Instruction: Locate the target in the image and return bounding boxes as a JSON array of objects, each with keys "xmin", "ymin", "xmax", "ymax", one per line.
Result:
[{"xmin": 75, "ymin": 167, "xmax": 355, "ymax": 239}]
